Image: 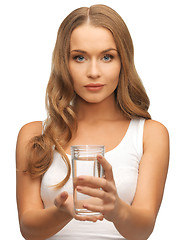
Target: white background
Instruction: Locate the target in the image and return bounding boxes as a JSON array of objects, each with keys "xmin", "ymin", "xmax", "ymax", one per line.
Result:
[{"xmin": 0, "ymin": 0, "xmax": 182, "ymax": 239}]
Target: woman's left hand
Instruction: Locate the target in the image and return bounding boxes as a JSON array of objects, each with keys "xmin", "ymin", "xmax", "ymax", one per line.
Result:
[{"xmin": 75, "ymin": 155, "xmax": 122, "ymax": 222}]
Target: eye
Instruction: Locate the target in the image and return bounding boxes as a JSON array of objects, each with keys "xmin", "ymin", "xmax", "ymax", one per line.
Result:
[
  {"xmin": 103, "ymin": 54, "xmax": 114, "ymax": 62},
  {"xmin": 73, "ymin": 55, "xmax": 86, "ymax": 63}
]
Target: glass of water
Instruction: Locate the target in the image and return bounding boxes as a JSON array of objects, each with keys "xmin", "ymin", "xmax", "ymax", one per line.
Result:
[{"xmin": 71, "ymin": 145, "xmax": 105, "ymax": 216}]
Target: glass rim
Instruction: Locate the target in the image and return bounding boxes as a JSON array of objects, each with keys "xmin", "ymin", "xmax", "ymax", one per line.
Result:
[{"xmin": 71, "ymin": 145, "xmax": 105, "ymax": 149}]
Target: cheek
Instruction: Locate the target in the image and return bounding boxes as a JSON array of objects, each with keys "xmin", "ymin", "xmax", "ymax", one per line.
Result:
[
  {"xmin": 69, "ymin": 64, "xmax": 85, "ymax": 82},
  {"xmin": 107, "ymin": 65, "xmax": 121, "ymax": 84},
  {"xmin": 68, "ymin": 64, "xmax": 76, "ymax": 79}
]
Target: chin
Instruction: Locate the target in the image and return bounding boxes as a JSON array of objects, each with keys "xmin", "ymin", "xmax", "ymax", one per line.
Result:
[
  {"xmin": 76, "ymin": 92, "xmax": 115, "ymax": 105},
  {"xmin": 84, "ymin": 97, "xmax": 109, "ymax": 104},
  {"xmin": 84, "ymin": 99, "xmax": 102, "ymax": 104}
]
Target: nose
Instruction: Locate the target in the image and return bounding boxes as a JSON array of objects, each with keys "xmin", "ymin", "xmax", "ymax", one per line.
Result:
[{"xmin": 87, "ymin": 59, "xmax": 101, "ymax": 79}]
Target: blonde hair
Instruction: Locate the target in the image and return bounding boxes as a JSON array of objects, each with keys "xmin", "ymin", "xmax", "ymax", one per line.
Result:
[{"xmin": 25, "ymin": 4, "xmax": 151, "ymax": 188}]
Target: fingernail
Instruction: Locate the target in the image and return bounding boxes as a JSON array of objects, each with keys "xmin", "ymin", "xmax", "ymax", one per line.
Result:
[
  {"xmin": 97, "ymin": 155, "xmax": 103, "ymax": 159},
  {"xmin": 61, "ymin": 192, "xmax": 67, "ymax": 198},
  {"xmin": 76, "ymin": 186, "xmax": 82, "ymax": 191}
]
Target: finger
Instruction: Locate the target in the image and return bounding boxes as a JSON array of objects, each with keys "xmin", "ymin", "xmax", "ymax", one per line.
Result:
[
  {"xmin": 77, "ymin": 175, "xmax": 114, "ymax": 192},
  {"xmin": 97, "ymin": 155, "xmax": 114, "ymax": 181},
  {"xmin": 74, "ymin": 213, "xmax": 104, "ymax": 222},
  {"xmin": 82, "ymin": 203, "xmax": 104, "ymax": 215},
  {"xmin": 76, "ymin": 186, "xmax": 111, "ymax": 201},
  {"xmin": 54, "ymin": 191, "xmax": 68, "ymax": 209}
]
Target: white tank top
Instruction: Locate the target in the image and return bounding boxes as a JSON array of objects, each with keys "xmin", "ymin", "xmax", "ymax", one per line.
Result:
[{"xmin": 41, "ymin": 118, "xmax": 145, "ymax": 239}]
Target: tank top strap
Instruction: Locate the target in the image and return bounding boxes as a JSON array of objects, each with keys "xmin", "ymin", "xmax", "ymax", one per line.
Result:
[
  {"xmin": 137, "ymin": 118, "xmax": 145, "ymax": 158},
  {"xmin": 128, "ymin": 118, "xmax": 145, "ymax": 160}
]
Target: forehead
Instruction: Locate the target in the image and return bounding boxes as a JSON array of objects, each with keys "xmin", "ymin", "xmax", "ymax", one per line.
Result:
[{"xmin": 70, "ymin": 24, "xmax": 117, "ymax": 51}]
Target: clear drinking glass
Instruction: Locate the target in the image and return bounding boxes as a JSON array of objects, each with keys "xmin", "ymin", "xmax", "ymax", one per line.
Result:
[{"xmin": 71, "ymin": 145, "xmax": 105, "ymax": 216}]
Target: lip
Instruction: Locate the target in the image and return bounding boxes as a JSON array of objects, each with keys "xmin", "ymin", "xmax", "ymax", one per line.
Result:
[{"xmin": 84, "ymin": 83, "xmax": 104, "ymax": 91}]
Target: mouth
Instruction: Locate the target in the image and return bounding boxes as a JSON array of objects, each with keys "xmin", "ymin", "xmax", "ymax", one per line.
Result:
[{"xmin": 84, "ymin": 83, "xmax": 104, "ymax": 91}]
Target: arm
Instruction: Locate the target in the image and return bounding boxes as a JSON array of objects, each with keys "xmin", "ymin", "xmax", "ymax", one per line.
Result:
[
  {"xmin": 114, "ymin": 120, "xmax": 169, "ymax": 239},
  {"xmin": 76, "ymin": 120, "xmax": 169, "ymax": 240},
  {"xmin": 16, "ymin": 122, "xmax": 103, "ymax": 240},
  {"xmin": 16, "ymin": 122, "xmax": 73, "ymax": 240}
]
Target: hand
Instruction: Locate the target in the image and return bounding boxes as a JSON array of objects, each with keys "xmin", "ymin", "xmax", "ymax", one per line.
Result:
[
  {"xmin": 75, "ymin": 155, "xmax": 122, "ymax": 222},
  {"xmin": 54, "ymin": 191, "xmax": 104, "ymax": 222},
  {"xmin": 54, "ymin": 191, "xmax": 74, "ymax": 217}
]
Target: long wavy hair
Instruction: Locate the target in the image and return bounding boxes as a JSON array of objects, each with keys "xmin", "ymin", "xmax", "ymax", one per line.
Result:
[{"xmin": 25, "ymin": 4, "xmax": 151, "ymax": 189}]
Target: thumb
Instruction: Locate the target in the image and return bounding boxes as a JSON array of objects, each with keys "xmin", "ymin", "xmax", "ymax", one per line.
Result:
[{"xmin": 54, "ymin": 191, "xmax": 68, "ymax": 209}]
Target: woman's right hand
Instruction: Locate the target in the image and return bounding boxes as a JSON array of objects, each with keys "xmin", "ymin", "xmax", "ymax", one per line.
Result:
[
  {"xmin": 54, "ymin": 191, "xmax": 74, "ymax": 217},
  {"xmin": 54, "ymin": 191, "xmax": 104, "ymax": 222}
]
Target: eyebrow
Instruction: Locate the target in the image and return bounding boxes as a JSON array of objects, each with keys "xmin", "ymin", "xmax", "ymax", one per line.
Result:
[{"xmin": 70, "ymin": 48, "xmax": 118, "ymax": 54}]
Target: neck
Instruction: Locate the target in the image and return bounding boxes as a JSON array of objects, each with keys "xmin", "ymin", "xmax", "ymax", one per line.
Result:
[{"xmin": 74, "ymin": 94, "xmax": 124, "ymax": 122}]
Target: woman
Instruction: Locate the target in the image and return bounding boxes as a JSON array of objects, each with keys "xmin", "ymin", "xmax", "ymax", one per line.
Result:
[{"xmin": 16, "ymin": 4, "xmax": 169, "ymax": 240}]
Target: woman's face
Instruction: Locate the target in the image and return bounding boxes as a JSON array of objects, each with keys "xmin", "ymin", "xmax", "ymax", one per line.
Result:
[{"xmin": 69, "ymin": 24, "xmax": 121, "ymax": 104}]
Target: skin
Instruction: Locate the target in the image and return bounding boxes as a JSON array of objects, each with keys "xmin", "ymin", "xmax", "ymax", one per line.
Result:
[
  {"xmin": 16, "ymin": 24, "xmax": 169, "ymax": 240},
  {"xmin": 69, "ymin": 24, "xmax": 121, "ymax": 105}
]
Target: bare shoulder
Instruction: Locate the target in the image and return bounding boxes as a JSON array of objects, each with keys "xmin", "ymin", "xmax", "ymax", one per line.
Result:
[
  {"xmin": 16, "ymin": 121, "xmax": 43, "ymax": 168},
  {"xmin": 144, "ymin": 119, "xmax": 169, "ymax": 134},
  {"xmin": 144, "ymin": 119, "xmax": 169, "ymax": 142},
  {"xmin": 143, "ymin": 119, "xmax": 169, "ymax": 152},
  {"xmin": 17, "ymin": 121, "xmax": 43, "ymax": 142}
]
